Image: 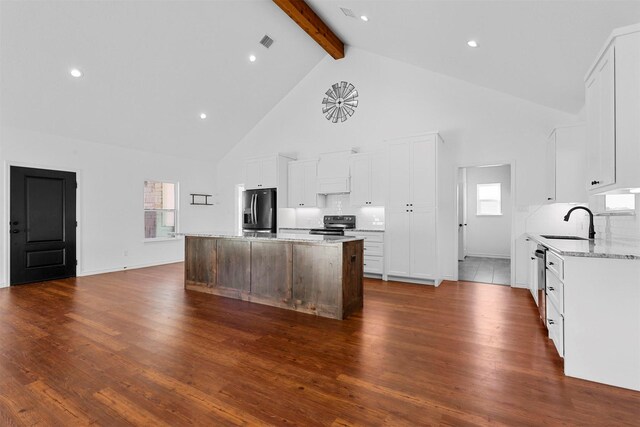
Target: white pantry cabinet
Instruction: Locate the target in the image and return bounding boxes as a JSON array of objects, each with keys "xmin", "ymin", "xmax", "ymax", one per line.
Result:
[
  {"xmin": 287, "ymin": 160, "xmax": 325, "ymax": 208},
  {"xmin": 386, "ymin": 133, "xmax": 442, "ymax": 283},
  {"xmin": 545, "ymin": 124, "xmax": 588, "ymax": 203},
  {"xmin": 585, "ymin": 25, "xmax": 640, "ymax": 194},
  {"xmin": 349, "ymin": 151, "xmax": 387, "ymax": 206}
]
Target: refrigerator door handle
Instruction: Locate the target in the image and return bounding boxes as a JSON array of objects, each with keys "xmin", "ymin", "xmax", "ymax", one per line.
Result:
[{"xmin": 252, "ymin": 194, "xmax": 257, "ymax": 224}]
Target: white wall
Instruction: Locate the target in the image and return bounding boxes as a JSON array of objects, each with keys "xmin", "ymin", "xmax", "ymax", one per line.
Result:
[
  {"xmin": 215, "ymin": 47, "xmax": 578, "ymax": 281},
  {"xmin": 0, "ymin": 126, "xmax": 217, "ymax": 287},
  {"xmin": 465, "ymin": 165, "xmax": 511, "ymax": 258}
]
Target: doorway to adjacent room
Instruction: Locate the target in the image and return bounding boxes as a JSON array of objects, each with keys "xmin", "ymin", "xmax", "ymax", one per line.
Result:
[{"xmin": 457, "ymin": 164, "xmax": 512, "ymax": 285}]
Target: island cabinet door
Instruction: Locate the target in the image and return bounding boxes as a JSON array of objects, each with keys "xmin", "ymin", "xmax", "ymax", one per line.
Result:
[
  {"xmin": 250, "ymin": 241, "xmax": 293, "ymax": 304},
  {"xmin": 292, "ymin": 244, "xmax": 341, "ymax": 319},
  {"xmin": 217, "ymin": 240, "xmax": 251, "ymax": 294},
  {"xmin": 185, "ymin": 237, "xmax": 217, "ymax": 288}
]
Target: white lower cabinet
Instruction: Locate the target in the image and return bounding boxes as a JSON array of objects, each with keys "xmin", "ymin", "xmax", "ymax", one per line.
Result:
[
  {"xmin": 344, "ymin": 231, "xmax": 385, "ymax": 277},
  {"xmin": 563, "ymin": 255, "xmax": 640, "ymax": 391},
  {"xmin": 386, "ymin": 210, "xmax": 412, "ymax": 277},
  {"xmin": 525, "ymin": 237, "xmax": 538, "ymax": 305},
  {"xmin": 387, "ymin": 207, "xmax": 437, "ymax": 281},
  {"xmin": 545, "ymin": 251, "xmax": 565, "ymax": 358}
]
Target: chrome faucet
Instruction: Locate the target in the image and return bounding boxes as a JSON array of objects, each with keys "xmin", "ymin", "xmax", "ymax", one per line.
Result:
[{"xmin": 563, "ymin": 206, "xmax": 595, "ymax": 240}]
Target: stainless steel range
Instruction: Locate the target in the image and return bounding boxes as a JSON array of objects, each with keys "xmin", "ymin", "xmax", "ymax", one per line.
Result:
[{"xmin": 309, "ymin": 215, "xmax": 356, "ymax": 236}]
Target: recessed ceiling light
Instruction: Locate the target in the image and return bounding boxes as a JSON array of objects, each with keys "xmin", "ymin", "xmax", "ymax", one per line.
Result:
[
  {"xmin": 360, "ymin": 15, "xmax": 369, "ymax": 22},
  {"xmin": 200, "ymin": 113, "xmax": 207, "ymax": 119},
  {"xmin": 70, "ymin": 68, "xmax": 83, "ymax": 78},
  {"xmin": 249, "ymin": 55, "xmax": 256, "ymax": 62},
  {"xmin": 467, "ymin": 40, "xmax": 479, "ymax": 48}
]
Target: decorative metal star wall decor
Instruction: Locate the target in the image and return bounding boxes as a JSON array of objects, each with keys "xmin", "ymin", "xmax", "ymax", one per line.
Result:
[{"xmin": 322, "ymin": 81, "xmax": 358, "ymax": 123}]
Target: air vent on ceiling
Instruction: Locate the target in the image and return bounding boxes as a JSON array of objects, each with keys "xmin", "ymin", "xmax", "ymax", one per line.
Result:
[
  {"xmin": 259, "ymin": 35, "xmax": 274, "ymax": 49},
  {"xmin": 340, "ymin": 7, "xmax": 356, "ymax": 18}
]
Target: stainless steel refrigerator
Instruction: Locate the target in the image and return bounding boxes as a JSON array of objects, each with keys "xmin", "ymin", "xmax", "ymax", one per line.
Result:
[{"xmin": 242, "ymin": 188, "xmax": 277, "ymax": 233}]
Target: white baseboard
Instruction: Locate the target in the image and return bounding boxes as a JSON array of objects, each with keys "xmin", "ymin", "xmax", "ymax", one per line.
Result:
[
  {"xmin": 511, "ymin": 282, "xmax": 528, "ymax": 289},
  {"xmin": 0, "ymin": 281, "xmax": 6, "ymax": 289},
  {"xmin": 386, "ymin": 275, "xmax": 436, "ymax": 286},
  {"xmin": 79, "ymin": 259, "xmax": 183, "ymax": 277},
  {"xmin": 465, "ymin": 253, "xmax": 510, "ymax": 259}
]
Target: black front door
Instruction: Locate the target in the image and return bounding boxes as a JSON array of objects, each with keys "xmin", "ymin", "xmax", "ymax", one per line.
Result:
[{"xmin": 10, "ymin": 166, "xmax": 77, "ymax": 285}]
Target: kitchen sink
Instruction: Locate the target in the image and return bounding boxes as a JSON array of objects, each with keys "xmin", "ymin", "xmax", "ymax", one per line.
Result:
[{"xmin": 540, "ymin": 235, "xmax": 589, "ymax": 241}]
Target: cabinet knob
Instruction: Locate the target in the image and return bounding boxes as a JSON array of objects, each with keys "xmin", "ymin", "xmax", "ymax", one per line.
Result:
[
  {"xmin": 548, "ymin": 319, "xmax": 555, "ymax": 325},
  {"xmin": 548, "ymin": 286, "xmax": 555, "ymax": 291},
  {"xmin": 549, "ymin": 262, "xmax": 554, "ymax": 266},
  {"xmin": 531, "ymin": 257, "xmax": 535, "ymax": 260},
  {"xmin": 547, "ymin": 198, "xmax": 552, "ymax": 201}
]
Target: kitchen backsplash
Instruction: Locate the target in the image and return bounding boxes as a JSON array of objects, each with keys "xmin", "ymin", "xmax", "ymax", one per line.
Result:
[
  {"xmin": 524, "ymin": 196, "xmax": 640, "ymax": 241},
  {"xmin": 286, "ymin": 194, "xmax": 385, "ymax": 230}
]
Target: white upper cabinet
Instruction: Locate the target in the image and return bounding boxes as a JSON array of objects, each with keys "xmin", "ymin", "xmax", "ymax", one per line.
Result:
[
  {"xmin": 244, "ymin": 154, "xmax": 294, "ymax": 209},
  {"xmin": 545, "ymin": 133, "xmax": 557, "ymax": 202},
  {"xmin": 585, "ymin": 45, "xmax": 616, "ymax": 191},
  {"xmin": 585, "ymin": 25, "xmax": 640, "ymax": 194},
  {"xmin": 349, "ymin": 151, "xmax": 387, "ymax": 206},
  {"xmin": 245, "ymin": 156, "xmax": 279, "ymax": 189},
  {"xmin": 288, "ymin": 159, "xmax": 324, "ymax": 208},
  {"xmin": 546, "ymin": 125, "xmax": 588, "ymax": 203},
  {"xmin": 244, "ymin": 158, "xmax": 264, "ymax": 190},
  {"xmin": 388, "ymin": 143, "xmax": 412, "ymax": 211}
]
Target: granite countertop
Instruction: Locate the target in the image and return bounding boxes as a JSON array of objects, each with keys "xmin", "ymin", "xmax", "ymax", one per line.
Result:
[
  {"xmin": 527, "ymin": 233, "xmax": 640, "ymax": 260},
  {"xmin": 279, "ymin": 227, "xmax": 385, "ymax": 233},
  {"xmin": 176, "ymin": 232, "xmax": 363, "ymax": 245}
]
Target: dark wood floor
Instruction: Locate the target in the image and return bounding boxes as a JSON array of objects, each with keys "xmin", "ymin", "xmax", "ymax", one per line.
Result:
[{"xmin": 1, "ymin": 264, "xmax": 639, "ymax": 426}]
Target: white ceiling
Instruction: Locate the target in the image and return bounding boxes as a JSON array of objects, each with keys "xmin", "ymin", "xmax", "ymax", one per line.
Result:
[
  {"xmin": 0, "ymin": 0, "xmax": 326, "ymax": 160},
  {"xmin": 2, "ymin": 1, "xmax": 640, "ymax": 160},
  {"xmin": 308, "ymin": 0, "xmax": 640, "ymax": 114}
]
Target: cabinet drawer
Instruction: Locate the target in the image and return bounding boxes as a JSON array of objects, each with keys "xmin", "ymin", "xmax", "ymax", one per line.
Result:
[
  {"xmin": 364, "ymin": 241, "xmax": 384, "ymax": 256},
  {"xmin": 546, "ymin": 270, "xmax": 564, "ymax": 315},
  {"xmin": 546, "ymin": 251, "xmax": 564, "ymax": 279},
  {"xmin": 546, "ymin": 298, "xmax": 564, "ymax": 358},
  {"xmin": 363, "ymin": 256, "xmax": 383, "ymax": 274},
  {"xmin": 344, "ymin": 232, "xmax": 384, "ymax": 243}
]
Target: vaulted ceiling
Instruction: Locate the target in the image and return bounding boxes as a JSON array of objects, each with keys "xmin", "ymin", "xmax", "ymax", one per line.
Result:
[
  {"xmin": 0, "ymin": 1, "xmax": 327, "ymax": 160},
  {"xmin": 308, "ymin": 0, "xmax": 640, "ymax": 114},
  {"xmin": 2, "ymin": 1, "xmax": 639, "ymax": 160}
]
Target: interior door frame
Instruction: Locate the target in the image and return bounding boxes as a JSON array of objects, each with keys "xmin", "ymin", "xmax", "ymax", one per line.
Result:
[
  {"xmin": 453, "ymin": 160, "xmax": 516, "ymax": 287},
  {"xmin": 3, "ymin": 161, "xmax": 83, "ymax": 287}
]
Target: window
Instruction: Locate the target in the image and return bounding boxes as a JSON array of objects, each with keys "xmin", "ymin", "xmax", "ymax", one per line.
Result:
[
  {"xmin": 477, "ymin": 183, "xmax": 502, "ymax": 215},
  {"xmin": 144, "ymin": 181, "xmax": 177, "ymax": 239},
  {"xmin": 605, "ymin": 194, "xmax": 636, "ymax": 213}
]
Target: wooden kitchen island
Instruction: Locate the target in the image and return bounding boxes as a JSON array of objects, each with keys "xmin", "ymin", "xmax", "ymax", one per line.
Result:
[{"xmin": 183, "ymin": 232, "xmax": 364, "ymax": 320}]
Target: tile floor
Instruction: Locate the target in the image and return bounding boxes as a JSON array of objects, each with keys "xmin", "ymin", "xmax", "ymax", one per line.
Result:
[{"xmin": 458, "ymin": 256, "xmax": 511, "ymax": 285}]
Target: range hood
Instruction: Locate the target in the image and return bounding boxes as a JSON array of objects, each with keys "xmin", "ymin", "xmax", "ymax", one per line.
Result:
[{"xmin": 316, "ymin": 150, "xmax": 355, "ymax": 194}]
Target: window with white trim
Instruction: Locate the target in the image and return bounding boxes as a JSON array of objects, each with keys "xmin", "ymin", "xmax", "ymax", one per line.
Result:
[
  {"xmin": 476, "ymin": 183, "xmax": 502, "ymax": 216},
  {"xmin": 144, "ymin": 181, "xmax": 177, "ymax": 239},
  {"xmin": 605, "ymin": 194, "xmax": 635, "ymax": 213}
]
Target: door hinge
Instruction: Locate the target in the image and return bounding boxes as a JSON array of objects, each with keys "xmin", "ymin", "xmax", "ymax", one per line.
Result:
[
  {"xmin": 75, "ymin": 221, "xmax": 78, "ymax": 227},
  {"xmin": 76, "ymin": 260, "xmax": 78, "ymax": 266}
]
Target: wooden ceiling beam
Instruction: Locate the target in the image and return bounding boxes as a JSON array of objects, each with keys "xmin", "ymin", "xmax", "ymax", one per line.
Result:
[{"xmin": 272, "ymin": 0, "xmax": 345, "ymax": 60}]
